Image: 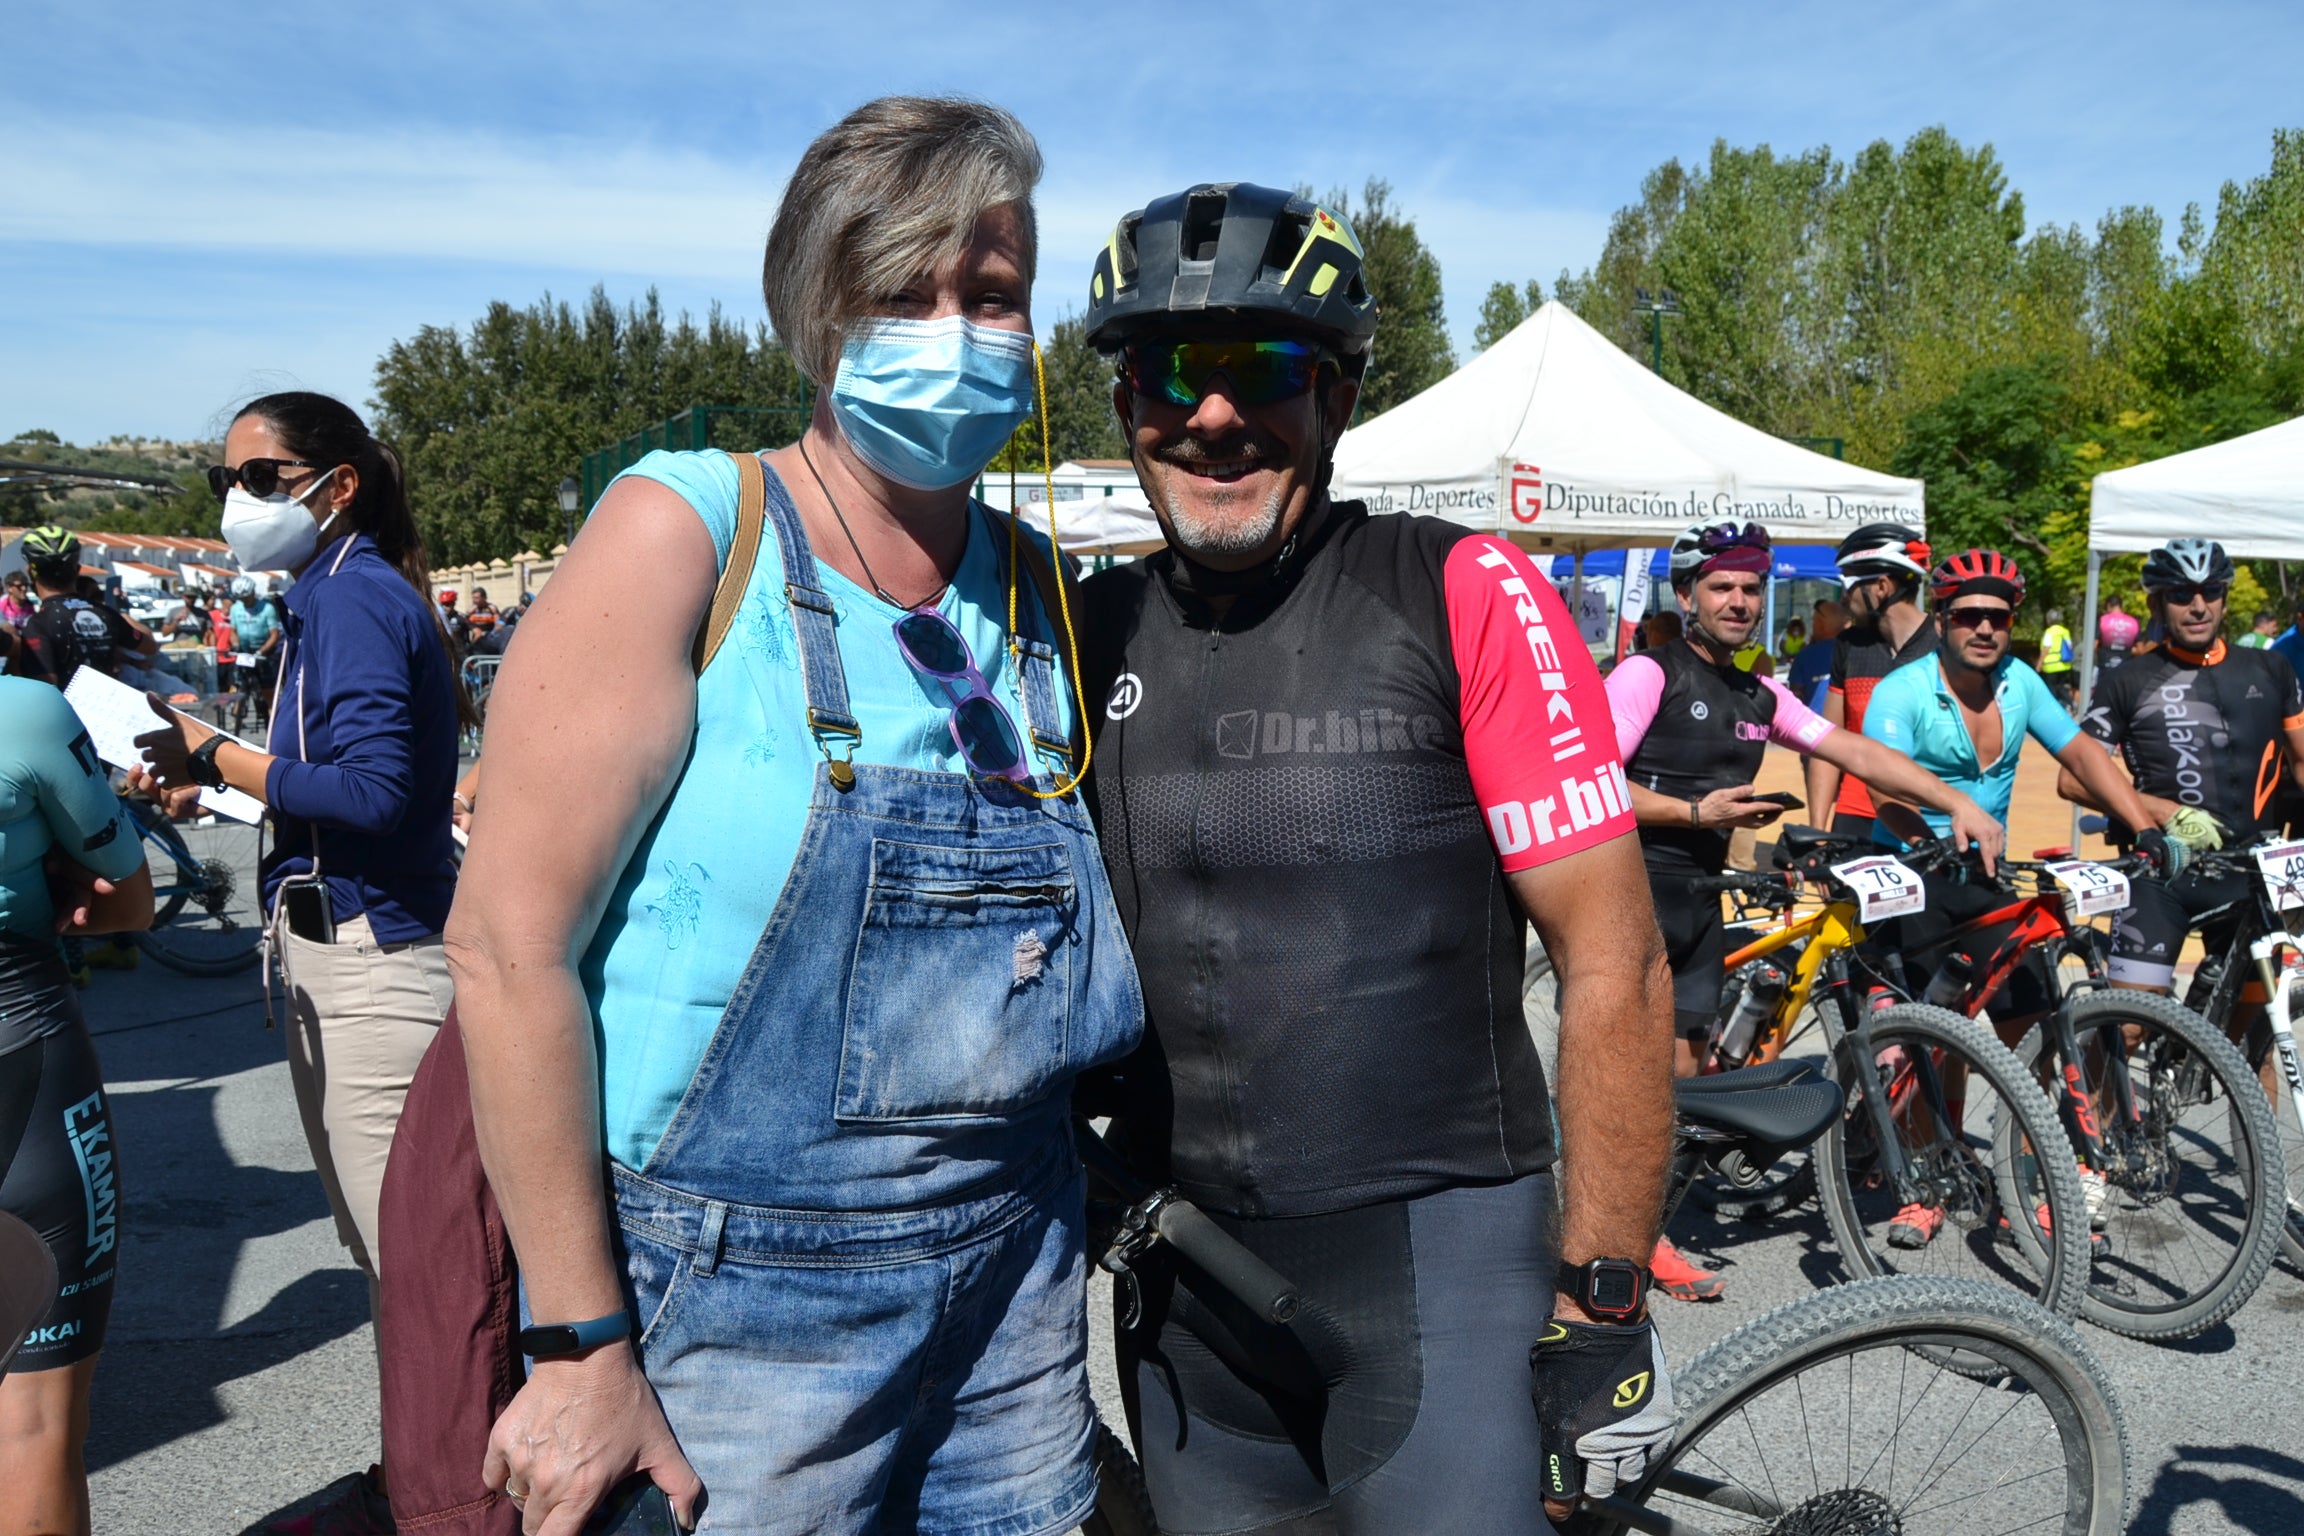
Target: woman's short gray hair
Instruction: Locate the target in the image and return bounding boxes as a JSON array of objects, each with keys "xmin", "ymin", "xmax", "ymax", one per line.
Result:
[{"xmin": 764, "ymin": 96, "xmax": 1043, "ymax": 385}]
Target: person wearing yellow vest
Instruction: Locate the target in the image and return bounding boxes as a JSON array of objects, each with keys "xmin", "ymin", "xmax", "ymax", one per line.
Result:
[{"xmin": 2037, "ymin": 607, "xmax": 2076, "ymax": 711}]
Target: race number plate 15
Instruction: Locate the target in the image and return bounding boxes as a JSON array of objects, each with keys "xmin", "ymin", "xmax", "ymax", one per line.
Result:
[
  {"xmin": 2045, "ymin": 860, "xmax": 2131, "ymax": 918},
  {"xmin": 1829, "ymin": 856, "xmax": 1926, "ymax": 922},
  {"xmin": 2255, "ymin": 840, "xmax": 2304, "ymax": 913}
]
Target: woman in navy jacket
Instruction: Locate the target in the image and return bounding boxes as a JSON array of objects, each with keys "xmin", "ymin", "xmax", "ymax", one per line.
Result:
[{"xmin": 134, "ymin": 391, "xmax": 464, "ymax": 1528}]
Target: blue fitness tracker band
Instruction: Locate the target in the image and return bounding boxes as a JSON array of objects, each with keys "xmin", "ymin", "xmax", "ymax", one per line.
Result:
[{"xmin": 516, "ymin": 1309, "xmax": 632, "ymax": 1359}]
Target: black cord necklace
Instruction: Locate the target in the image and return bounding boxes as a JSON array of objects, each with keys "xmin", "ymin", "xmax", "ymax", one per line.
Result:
[{"xmin": 798, "ymin": 435, "xmax": 933, "ymax": 610}]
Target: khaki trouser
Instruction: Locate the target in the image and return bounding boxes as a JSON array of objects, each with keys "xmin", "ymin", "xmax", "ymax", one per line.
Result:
[{"xmin": 280, "ymin": 910, "xmax": 452, "ymax": 1314}]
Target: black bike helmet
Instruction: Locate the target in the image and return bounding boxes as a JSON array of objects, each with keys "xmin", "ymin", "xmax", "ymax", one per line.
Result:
[
  {"xmin": 17, "ymin": 524, "xmax": 81, "ymax": 573},
  {"xmin": 2139, "ymin": 537, "xmax": 2235, "ymax": 593},
  {"xmin": 1084, "ymin": 183, "xmax": 1379, "ymax": 361}
]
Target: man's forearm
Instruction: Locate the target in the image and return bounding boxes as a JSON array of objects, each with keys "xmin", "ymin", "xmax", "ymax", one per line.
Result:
[
  {"xmin": 1627, "ymin": 781, "xmax": 1696, "ymax": 829},
  {"xmin": 2061, "ymin": 744, "xmax": 2162, "ymax": 838},
  {"xmin": 1830, "ymin": 735, "xmax": 1964, "ymax": 819},
  {"xmin": 1804, "ymin": 754, "xmax": 1842, "ymax": 829},
  {"xmin": 1553, "ymin": 947, "xmax": 1674, "ymax": 1264}
]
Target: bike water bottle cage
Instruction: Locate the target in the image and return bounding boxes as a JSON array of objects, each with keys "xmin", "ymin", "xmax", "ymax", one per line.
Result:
[{"xmin": 1557, "ymin": 1257, "xmax": 1653, "ymax": 1321}]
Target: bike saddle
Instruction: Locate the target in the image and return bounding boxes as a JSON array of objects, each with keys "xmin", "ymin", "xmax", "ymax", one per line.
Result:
[
  {"xmin": 1674, "ymin": 1078, "xmax": 1842, "ymax": 1151},
  {"xmin": 1676, "ymin": 1059, "xmax": 1818, "ymax": 1094}
]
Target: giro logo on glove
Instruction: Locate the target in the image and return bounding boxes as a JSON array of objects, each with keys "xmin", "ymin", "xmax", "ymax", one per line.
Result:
[{"xmin": 1532, "ymin": 1316, "xmax": 1677, "ymax": 1503}]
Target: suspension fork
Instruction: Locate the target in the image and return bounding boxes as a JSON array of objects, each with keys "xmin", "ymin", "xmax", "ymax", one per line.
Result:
[
  {"xmin": 1821, "ymin": 951, "xmax": 1923, "ymax": 1200},
  {"xmin": 2251, "ymin": 936, "xmax": 2304, "ymax": 1138},
  {"xmin": 2043, "ymin": 991, "xmax": 2118, "ymax": 1177}
]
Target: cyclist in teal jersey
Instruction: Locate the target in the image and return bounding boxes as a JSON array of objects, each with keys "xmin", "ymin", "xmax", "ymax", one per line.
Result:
[{"xmin": 0, "ymin": 676, "xmax": 152, "ymax": 1534}]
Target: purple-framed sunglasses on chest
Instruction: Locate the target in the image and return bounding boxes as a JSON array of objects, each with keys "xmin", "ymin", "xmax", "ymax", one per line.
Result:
[{"xmin": 892, "ymin": 606, "xmax": 1030, "ymax": 783}]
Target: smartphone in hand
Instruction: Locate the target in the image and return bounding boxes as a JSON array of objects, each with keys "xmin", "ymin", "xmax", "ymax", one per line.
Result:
[{"xmin": 581, "ymin": 1478, "xmax": 682, "ymax": 1536}]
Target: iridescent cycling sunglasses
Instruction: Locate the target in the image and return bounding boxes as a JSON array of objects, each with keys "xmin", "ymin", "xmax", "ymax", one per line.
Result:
[
  {"xmin": 1120, "ymin": 338, "xmax": 1330, "ymax": 408},
  {"xmin": 893, "ymin": 607, "xmax": 1029, "ymax": 783}
]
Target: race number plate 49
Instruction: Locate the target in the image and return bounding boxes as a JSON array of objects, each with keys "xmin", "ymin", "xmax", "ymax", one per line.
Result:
[
  {"xmin": 2255, "ymin": 840, "xmax": 2304, "ymax": 913},
  {"xmin": 1829, "ymin": 856, "xmax": 1926, "ymax": 922},
  {"xmin": 2045, "ymin": 860, "xmax": 2131, "ymax": 918}
]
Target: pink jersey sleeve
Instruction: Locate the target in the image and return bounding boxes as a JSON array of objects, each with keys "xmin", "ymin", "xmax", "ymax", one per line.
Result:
[
  {"xmin": 1444, "ymin": 536, "xmax": 1636, "ymax": 871},
  {"xmin": 1761, "ymin": 675, "xmax": 1835, "ymax": 752},
  {"xmin": 1603, "ymin": 654, "xmax": 1668, "ymax": 760}
]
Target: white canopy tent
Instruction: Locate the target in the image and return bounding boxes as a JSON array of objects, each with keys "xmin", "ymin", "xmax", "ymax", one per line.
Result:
[
  {"xmin": 2076, "ymin": 411, "xmax": 2304, "ymax": 706},
  {"xmin": 1015, "ymin": 486, "xmax": 1166, "ymax": 556},
  {"xmin": 1329, "ymin": 301, "xmax": 1925, "ymax": 555}
]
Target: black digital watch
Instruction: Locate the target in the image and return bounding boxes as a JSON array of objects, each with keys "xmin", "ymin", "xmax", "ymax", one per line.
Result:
[
  {"xmin": 1556, "ymin": 1256, "xmax": 1652, "ymax": 1321},
  {"xmin": 186, "ymin": 735, "xmax": 229, "ymax": 791}
]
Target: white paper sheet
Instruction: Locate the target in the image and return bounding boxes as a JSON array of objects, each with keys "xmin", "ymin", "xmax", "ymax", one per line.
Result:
[{"xmin": 63, "ymin": 668, "xmax": 267, "ymax": 824}]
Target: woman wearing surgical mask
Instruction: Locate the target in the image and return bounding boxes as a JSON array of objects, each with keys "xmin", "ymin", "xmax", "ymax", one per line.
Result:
[
  {"xmin": 131, "ymin": 391, "xmax": 464, "ymax": 1532},
  {"xmin": 440, "ymin": 97, "xmax": 1139, "ymax": 1533}
]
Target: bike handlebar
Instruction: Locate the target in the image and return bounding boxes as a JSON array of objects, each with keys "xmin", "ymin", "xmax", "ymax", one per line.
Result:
[{"xmin": 1153, "ymin": 1202, "xmax": 1301, "ymax": 1325}]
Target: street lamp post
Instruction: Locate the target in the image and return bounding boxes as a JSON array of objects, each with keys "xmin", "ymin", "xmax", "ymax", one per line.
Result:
[
  {"xmin": 1632, "ymin": 287, "xmax": 1681, "ymax": 376},
  {"xmin": 557, "ymin": 476, "xmax": 581, "ymax": 550}
]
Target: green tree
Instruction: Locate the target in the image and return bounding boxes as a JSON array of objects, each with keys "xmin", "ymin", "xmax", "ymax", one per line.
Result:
[
  {"xmin": 1888, "ymin": 364, "xmax": 2069, "ymax": 566},
  {"xmin": 1322, "ymin": 179, "xmax": 1453, "ymax": 419},
  {"xmin": 371, "ymin": 288, "xmax": 808, "ymax": 565},
  {"xmin": 1474, "ymin": 278, "xmax": 1545, "ymax": 352},
  {"xmin": 989, "ymin": 313, "xmax": 1127, "ymax": 475}
]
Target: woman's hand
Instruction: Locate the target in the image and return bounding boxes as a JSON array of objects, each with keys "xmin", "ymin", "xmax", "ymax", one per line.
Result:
[
  {"xmin": 129, "ymin": 692, "xmax": 217, "ymax": 812},
  {"xmin": 484, "ymin": 1345, "xmax": 702, "ymax": 1535}
]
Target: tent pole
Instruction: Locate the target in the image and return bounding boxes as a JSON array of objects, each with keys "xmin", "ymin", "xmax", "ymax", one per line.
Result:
[
  {"xmin": 2072, "ymin": 550, "xmax": 2103, "ymax": 851},
  {"xmin": 1765, "ymin": 571, "xmax": 1778, "ymax": 658}
]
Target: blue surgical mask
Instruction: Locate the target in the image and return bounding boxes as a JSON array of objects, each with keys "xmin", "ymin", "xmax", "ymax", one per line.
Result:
[{"xmin": 828, "ymin": 316, "xmax": 1036, "ymax": 490}]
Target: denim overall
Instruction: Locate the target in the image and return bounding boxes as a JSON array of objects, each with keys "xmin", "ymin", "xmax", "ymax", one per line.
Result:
[{"xmin": 609, "ymin": 469, "xmax": 1142, "ymax": 1535}]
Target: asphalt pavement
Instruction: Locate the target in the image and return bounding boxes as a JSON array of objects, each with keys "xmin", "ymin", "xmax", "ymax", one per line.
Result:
[{"xmin": 70, "ymin": 949, "xmax": 2304, "ymax": 1534}]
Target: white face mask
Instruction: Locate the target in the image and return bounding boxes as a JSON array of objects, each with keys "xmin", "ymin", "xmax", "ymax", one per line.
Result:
[{"xmin": 221, "ymin": 468, "xmax": 339, "ymax": 573}]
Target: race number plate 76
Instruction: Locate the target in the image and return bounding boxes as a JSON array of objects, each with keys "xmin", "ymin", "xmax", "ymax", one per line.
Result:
[{"xmin": 1829, "ymin": 856, "xmax": 1926, "ymax": 923}]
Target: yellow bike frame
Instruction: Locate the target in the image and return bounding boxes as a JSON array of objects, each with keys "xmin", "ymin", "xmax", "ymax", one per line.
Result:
[{"xmin": 1719, "ymin": 897, "xmax": 1867, "ymax": 1065}]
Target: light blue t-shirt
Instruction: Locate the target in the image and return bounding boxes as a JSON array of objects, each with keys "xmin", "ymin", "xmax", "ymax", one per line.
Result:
[
  {"xmin": 582, "ymin": 450, "xmax": 1078, "ymax": 1167},
  {"xmin": 0, "ymin": 677, "xmax": 145, "ymax": 940},
  {"xmin": 229, "ymin": 599, "xmax": 279, "ymax": 651},
  {"xmin": 1862, "ymin": 652, "xmax": 2079, "ymax": 838}
]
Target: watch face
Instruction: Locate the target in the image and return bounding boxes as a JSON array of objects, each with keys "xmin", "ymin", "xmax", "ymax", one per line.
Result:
[
  {"xmin": 520, "ymin": 1324, "xmax": 579, "ymax": 1357},
  {"xmin": 1589, "ymin": 1265, "xmax": 1640, "ymax": 1313}
]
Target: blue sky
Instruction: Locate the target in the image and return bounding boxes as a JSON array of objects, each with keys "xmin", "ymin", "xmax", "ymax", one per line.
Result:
[{"xmin": 6, "ymin": 0, "xmax": 2300, "ymax": 444}]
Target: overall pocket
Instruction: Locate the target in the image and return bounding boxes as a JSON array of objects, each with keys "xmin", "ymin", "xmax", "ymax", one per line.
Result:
[{"xmin": 837, "ymin": 839, "xmax": 1077, "ymax": 1121}]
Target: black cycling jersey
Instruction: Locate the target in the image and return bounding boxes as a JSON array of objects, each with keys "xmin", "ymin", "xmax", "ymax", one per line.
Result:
[
  {"xmin": 19, "ymin": 595, "xmax": 134, "ymax": 691},
  {"xmin": 2080, "ymin": 641, "xmax": 2304, "ymax": 842},
  {"xmin": 1621, "ymin": 639, "xmax": 1780, "ymax": 876},
  {"xmin": 1079, "ymin": 504, "xmax": 1566, "ymax": 1218}
]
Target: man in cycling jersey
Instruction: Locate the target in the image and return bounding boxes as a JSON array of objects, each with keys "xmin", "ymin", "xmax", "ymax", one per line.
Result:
[
  {"xmin": 1077, "ymin": 182, "xmax": 1676, "ymax": 1532},
  {"xmin": 1863, "ymin": 549, "xmax": 2172, "ymax": 1024},
  {"xmin": 1609, "ymin": 520, "xmax": 2004, "ymax": 1074},
  {"xmin": 12, "ymin": 527, "xmax": 158, "ymax": 692},
  {"xmin": 1805, "ymin": 523, "xmax": 1939, "ymax": 840},
  {"xmin": 2058, "ymin": 538, "xmax": 2304, "ymax": 994}
]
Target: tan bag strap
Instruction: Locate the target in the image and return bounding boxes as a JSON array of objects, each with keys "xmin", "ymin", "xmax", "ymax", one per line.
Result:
[
  {"xmin": 1006, "ymin": 514, "xmax": 1085, "ymax": 763},
  {"xmin": 693, "ymin": 451, "xmax": 768, "ymax": 675}
]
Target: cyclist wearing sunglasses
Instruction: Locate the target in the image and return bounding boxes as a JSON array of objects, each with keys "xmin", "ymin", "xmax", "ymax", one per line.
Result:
[
  {"xmin": 2057, "ymin": 538, "xmax": 2304, "ymax": 993},
  {"xmin": 1078, "ymin": 182, "xmax": 1675, "ymax": 1532},
  {"xmin": 1607, "ymin": 520, "xmax": 2002, "ymax": 1082},
  {"xmin": 1862, "ymin": 551, "xmax": 2173, "ymax": 1023}
]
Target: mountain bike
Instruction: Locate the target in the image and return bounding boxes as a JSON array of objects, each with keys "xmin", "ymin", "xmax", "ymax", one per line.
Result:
[
  {"xmin": 1675, "ymin": 833, "xmax": 2089, "ymax": 1316},
  {"xmin": 1596, "ymin": 1060, "xmax": 2130, "ymax": 1536},
  {"xmin": 1885, "ymin": 841, "xmax": 2283, "ymax": 1339},
  {"xmin": 2169, "ymin": 838, "xmax": 2304, "ymax": 1271},
  {"xmin": 120, "ymin": 793, "xmax": 265, "ymax": 976}
]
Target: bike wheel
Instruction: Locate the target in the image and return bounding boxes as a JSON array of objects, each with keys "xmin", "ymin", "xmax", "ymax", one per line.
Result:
[
  {"xmin": 134, "ymin": 811, "xmax": 266, "ymax": 976},
  {"xmin": 1816, "ymin": 1004, "xmax": 2090, "ymax": 1317},
  {"xmin": 2018, "ymin": 990, "xmax": 2282, "ymax": 1340},
  {"xmin": 1595, "ymin": 1275, "xmax": 2129, "ymax": 1536}
]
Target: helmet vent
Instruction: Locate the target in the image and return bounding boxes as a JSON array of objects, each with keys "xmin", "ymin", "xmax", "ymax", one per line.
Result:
[
  {"xmin": 1114, "ymin": 215, "xmax": 1142, "ymax": 286},
  {"xmin": 1181, "ymin": 190, "xmax": 1229, "ymax": 266},
  {"xmin": 1263, "ymin": 212, "xmax": 1311, "ymax": 279}
]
